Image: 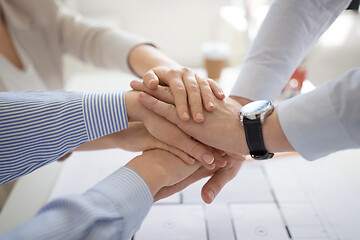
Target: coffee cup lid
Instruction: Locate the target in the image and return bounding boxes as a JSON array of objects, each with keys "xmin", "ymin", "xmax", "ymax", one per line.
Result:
[{"xmin": 201, "ymin": 42, "xmax": 229, "ymax": 60}]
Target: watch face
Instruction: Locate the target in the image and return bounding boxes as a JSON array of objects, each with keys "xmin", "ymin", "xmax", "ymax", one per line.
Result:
[{"xmin": 240, "ymin": 100, "xmax": 273, "ymax": 120}]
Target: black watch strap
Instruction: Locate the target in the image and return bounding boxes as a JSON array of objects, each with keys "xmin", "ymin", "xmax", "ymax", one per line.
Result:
[{"xmin": 243, "ymin": 118, "xmax": 274, "ymax": 160}]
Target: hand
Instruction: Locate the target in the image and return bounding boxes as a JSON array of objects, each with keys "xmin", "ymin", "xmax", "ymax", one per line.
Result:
[
  {"xmin": 126, "ymin": 149, "xmax": 201, "ymax": 196},
  {"xmin": 125, "ymin": 91, "xmax": 222, "ymax": 170},
  {"xmin": 134, "ymin": 85, "xmax": 293, "ymax": 155},
  {"xmin": 133, "ymin": 85, "xmax": 247, "ymax": 155},
  {"xmin": 154, "ymin": 153, "xmax": 246, "ymax": 203},
  {"xmin": 75, "ymin": 122, "xmax": 191, "ymax": 163},
  {"xmin": 131, "ymin": 66, "xmax": 225, "ymax": 122},
  {"xmin": 229, "ymin": 95, "xmax": 253, "ymax": 105}
]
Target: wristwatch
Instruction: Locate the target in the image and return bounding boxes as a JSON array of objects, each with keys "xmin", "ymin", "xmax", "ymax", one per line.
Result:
[{"xmin": 240, "ymin": 100, "xmax": 274, "ymax": 160}]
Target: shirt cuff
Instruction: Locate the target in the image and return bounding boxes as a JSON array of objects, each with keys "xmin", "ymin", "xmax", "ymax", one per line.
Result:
[
  {"xmin": 230, "ymin": 63, "xmax": 289, "ymax": 101},
  {"xmin": 82, "ymin": 92, "xmax": 128, "ymax": 141},
  {"xmin": 89, "ymin": 167, "xmax": 153, "ymax": 236},
  {"xmin": 278, "ymin": 83, "xmax": 357, "ymax": 160}
]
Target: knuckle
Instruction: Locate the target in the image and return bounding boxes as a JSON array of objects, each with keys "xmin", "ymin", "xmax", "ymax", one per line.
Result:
[
  {"xmin": 164, "ymin": 86, "xmax": 172, "ymax": 93},
  {"xmin": 173, "ymin": 85, "xmax": 186, "ymax": 94},
  {"xmin": 182, "ymin": 67, "xmax": 192, "ymax": 73},
  {"xmin": 168, "ymin": 69, "xmax": 179, "ymax": 76},
  {"xmin": 143, "ymin": 73, "xmax": 153, "ymax": 82},
  {"xmin": 197, "ymin": 77, "xmax": 209, "ymax": 87},
  {"xmin": 166, "ymin": 103, "xmax": 176, "ymax": 114},
  {"xmin": 187, "ymin": 82, "xmax": 200, "ymax": 92},
  {"xmin": 149, "ymin": 96, "xmax": 159, "ymax": 106}
]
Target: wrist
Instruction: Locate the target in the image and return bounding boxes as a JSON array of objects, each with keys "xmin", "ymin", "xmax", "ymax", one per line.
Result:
[
  {"xmin": 262, "ymin": 107, "xmax": 295, "ymax": 153},
  {"xmin": 128, "ymin": 44, "xmax": 180, "ymax": 77},
  {"xmin": 125, "ymin": 91, "xmax": 143, "ymax": 122},
  {"xmin": 126, "ymin": 156, "xmax": 169, "ymax": 196}
]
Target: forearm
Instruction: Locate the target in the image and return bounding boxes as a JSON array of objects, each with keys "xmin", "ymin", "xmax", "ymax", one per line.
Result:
[
  {"xmin": 278, "ymin": 69, "xmax": 360, "ymax": 160},
  {"xmin": 0, "ymin": 91, "xmax": 128, "ymax": 184},
  {"xmin": 231, "ymin": 0, "xmax": 350, "ymax": 101},
  {"xmin": 128, "ymin": 44, "xmax": 180, "ymax": 77},
  {"xmin": 1, "ymin": 167, "xmax": 153, "ymax": 240},
  {"xmin": 58, "ymin": 3, "xmax": 152, "ymax": 74},
  {"xmin": 75, "ymin": 132, "xmax": 120, "ymax": 151}
]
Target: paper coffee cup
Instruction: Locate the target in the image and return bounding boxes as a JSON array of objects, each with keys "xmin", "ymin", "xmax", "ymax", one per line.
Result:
[{"xmin": 202, "ymin": 42, "xmax": 229, "ymax": 80}]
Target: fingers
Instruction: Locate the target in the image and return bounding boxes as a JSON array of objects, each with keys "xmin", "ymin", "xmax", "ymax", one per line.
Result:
[
  {"xmin": 212, "ymin": 150, "xmax": 227, "ymax": 168},
  {"xmin": 156, "ymin": 141, "xmax": 196, "ymax": 165},
  {"xmin": 201, "ymin": 156, "xmax": 244, "ymax": 204},
  {"xmin": 175, "ymin": 135, "xmax": 215, "ymax": 170},
  {"xmin": 153, "ymin": 68, "xmax": 190, "ymax": 121},
  {"xmin": 207, "ymin": 78, "xmax": 225, "ymax": 100},
  {"xmin": 142, "ymin": 70, "xmax": 160, "ymax": 90},
  {"xmin": 196, "ymin": 74, "xmax": 217, "ymax": 112},
  {"xmin": 130, "ymin": 80, "xmax": 175, "ymax": 104},
  {"xmin": 215, "ymin": 148, "xmax": 226, "ymax": 157},
  {"xmin": 154, "ymin": 166, "xmax": 210, "ymax": 202},
  {"xmin": 139, "ymin": 98, "xmax": 215, "ymax": 169},
  {"xmin": 139, "ymin": 92, "xmax": 181, "ymax": 125},
  {"xmin": 140, "ymin": 66, "xmax": 225, "ymax": 122},
  {"xmin": 183, "ymin": 69, "xmax": 204, "ymax": 122}
]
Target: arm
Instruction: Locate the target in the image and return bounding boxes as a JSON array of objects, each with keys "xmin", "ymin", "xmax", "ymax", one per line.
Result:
[
  {"xmin": 137, "ymin": 89, "xmax": 293, "ymax": 156},
  {"xmin": 137, "ymin": 67, "xmax": 360, "ymax": 161},
  {"xmin": 278, "ymin": 68, "xmax": 360, "ymax": 160},
  {"xmin": 124, "ymin": 91, "xmax": 219, "ymax": 169},
  {"xmin": 57, "ymin": 2, "xmax": 152, "ymax": 74},
  {"xmin": 0, "ymin": 91, "xmax": 128, "ymax": 184},
  {"xmin": 0, "ymin": 90, "xmax": 217, "ymax": 185},
  {"xmin": 0, "ymin": 150, "xmax": 201, "ymax": 240},
  {"xmin": 75, "ymin": 122, "xmax": 191, "ymax": 162},
  {"xmin": 56, "ymin": 1, "xmax": 225, "ymax": 122},
  {"xmin": 231, "ymin": 0, "xmax": 351, "ymax": 101}
]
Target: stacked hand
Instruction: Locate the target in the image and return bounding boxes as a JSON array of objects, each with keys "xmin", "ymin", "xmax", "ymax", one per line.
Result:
[
  {"xmin": 78, "ymin": 66, "xmax": 248, "ymax": 204},
  {"xmin": 127, "ymin": 66, "xmax": 248, "ymax": 203}
]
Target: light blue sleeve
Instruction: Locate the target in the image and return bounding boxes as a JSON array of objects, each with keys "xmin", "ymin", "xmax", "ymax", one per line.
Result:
[
  {"xmin": 0, "ymin": 167, "xmax": 153, "ymax": 240},
  {"xmin": 278, "ymin": 69, "xmax": 360, "ymax": 160},
  {"xmin": 0, "ymin": 91, "xmax": 128, "ymax": 184}
]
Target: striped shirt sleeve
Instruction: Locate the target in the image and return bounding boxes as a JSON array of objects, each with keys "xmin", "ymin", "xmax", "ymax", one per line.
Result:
[{"xmin": 0, "ymin": 91, "xmax": 128, "ymax": 185}]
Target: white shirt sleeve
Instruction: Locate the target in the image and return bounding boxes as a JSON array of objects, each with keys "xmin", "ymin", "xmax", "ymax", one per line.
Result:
[
  {"xmin": 278, "ymin": 68, "xmax": 360, "ymax": 160},
  {"xmin": 230, "ymin": 0, "xmax": 351, "ymax": 101}
]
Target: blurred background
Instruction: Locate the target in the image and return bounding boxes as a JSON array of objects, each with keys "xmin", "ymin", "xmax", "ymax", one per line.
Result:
[
  {"xmin": 1, "ymin": 0, "xmax": 360, "ymax": 230},
  {"xmin": 60, "ymin": 0, "xmax": 360, "ymax": 93}
]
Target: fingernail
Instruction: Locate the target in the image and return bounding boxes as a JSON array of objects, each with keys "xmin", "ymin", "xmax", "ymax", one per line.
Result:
[
  {"xmin": 202, "ymin": 153, "xmax": 214, "ymax": 164},
  {"xmin": 196, "ymin": 112, "xmax": 204, "ymax": 121},
  {"xmin": 219, "ymin": 90, "xmax": 225, "ymax": 96},
  {"xmin": 183, "ymin": 112, "xmax": 190, "ymax": 120},
  {"xmin": 207, "ymin": 190, "xmax": 215, "ymax": 202},
  {"xmin": 208, "ymin": 102, "xmax": 215, "ymax": 108}
]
